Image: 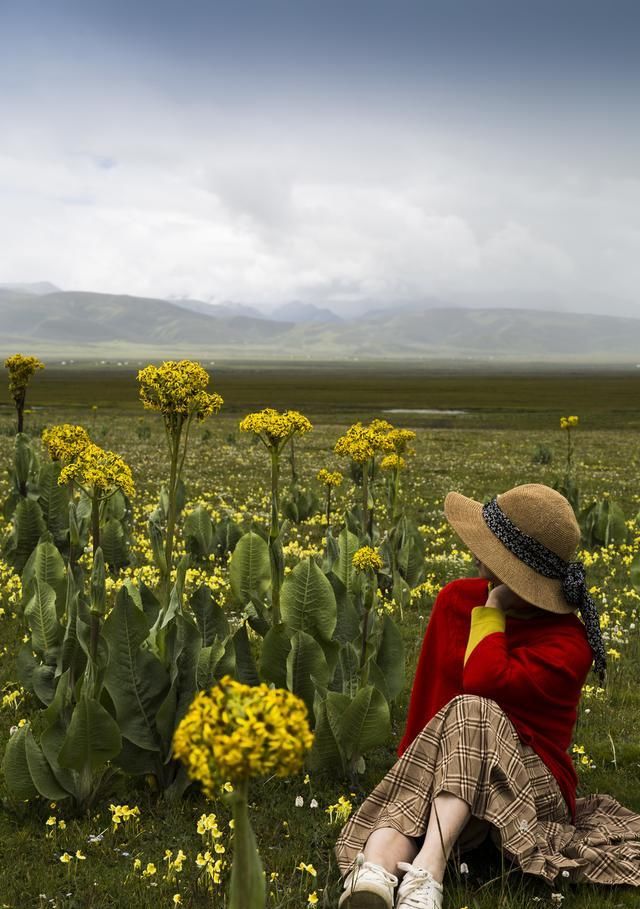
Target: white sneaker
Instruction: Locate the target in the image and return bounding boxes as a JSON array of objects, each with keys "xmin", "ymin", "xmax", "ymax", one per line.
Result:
[
  {"xmin": 394, "ymin": 864, "xmax": 444, "ymax": 909},
  {"xmin": 338, "ymin": 853, "xmax": 399, "ymax": 909}
]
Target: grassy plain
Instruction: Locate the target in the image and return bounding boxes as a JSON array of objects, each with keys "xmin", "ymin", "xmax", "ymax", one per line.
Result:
[{"xmin": 1, "ymin": 365, "xmax": 640, "ymax": 908}]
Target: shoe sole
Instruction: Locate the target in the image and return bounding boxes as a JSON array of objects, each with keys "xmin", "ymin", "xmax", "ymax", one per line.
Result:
[{"xmin": 340, "ymin": 894, "xmax": 390, "ymax": 909}]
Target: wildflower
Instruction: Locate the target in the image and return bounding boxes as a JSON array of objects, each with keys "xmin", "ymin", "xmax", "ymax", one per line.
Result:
[
  {"xmin": 42, "ymin": 424, "xmax": 91, "ymax": 462},
  {"xmin": 325, "ymin": 796, "xmax": 353, "ymax": 824},
  {"xmin": 380, "ymin": 453, "xmax": 406, "ymax": 471},
  {"xmin": 334, "ymin": 420, "xmax": 393, "ymax": 463},
  {"xmin": 173, "ymin": 896, "xmax": 182, "ymax": 906},
  {"xmin": 309, "ymin": 799, "xmax": 319, "ymax": 809},
  {"xmin": 308, "ymin": 893, "xmax": 319, "ymax": 905},
  {"xmin": 239, "ymin": 408, "xmax": 312, "ymax": 451},
  {"xmin": 138, "ymin": 360, "xmax": 223, "ymax": 421},
  {"xmin": 45, "ymin": 817, "xmax": 57, "ymax": 827},
  {"xmin": 295, "ymin": 796, "xmax": 304, "ymax": 807},
  {"xmin": 58, "ymin": 820, "xmax": 66, "ymax": 830},
  {"xmin": 316, "ymin": 468, "xmax": 343, "ymax": 488},
  {"xmin": 607, "ymin": 648, "xmax": 621, "ymax": 660},
  {"xmin": 59, "ymin": 853, "xmax": 72, "ymax": 864},
  {"xmin": 173, "ymin": 676, "xmax": 313, "ymax": 793},
  {"xmin": 4, "ymin": 354, "xmax": 44, "ymax": 401},
  {"xmin": 58, "ymin": 442, "xmax": 135, "ymax": 498},
  {"xmin": 75, "ymin": 850, "xmax": 86, "ymax": 860},
  {"xmin": 297, "ymin": 862, "xmax": 317, "ymax": 876},
  {"xmin": 142, "ymin": 863, "xmax": 157, "ymax": 877},
  {"xmin": 352, "ymin": 546, "xmax": 383, "ymax": 572},
  {"xmin": 109, "ymin": 804, "xmax": 141, "ymax": 830}
]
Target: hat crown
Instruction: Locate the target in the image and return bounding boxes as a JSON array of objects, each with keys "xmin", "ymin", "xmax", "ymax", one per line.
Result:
[{"xmin": 497, "ymin": 484, "xmax": 580, "ymax": 562}]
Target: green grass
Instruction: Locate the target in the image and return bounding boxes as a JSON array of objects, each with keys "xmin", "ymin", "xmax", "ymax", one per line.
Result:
[{"xmin": 1, "ymin": 367, "xmax": 640, "ymax": 907}]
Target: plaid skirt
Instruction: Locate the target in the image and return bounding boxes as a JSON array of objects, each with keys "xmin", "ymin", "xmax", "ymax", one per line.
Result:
[{"xmin": 335, "ymin": 695, "xmax": 640, "ymax": 886}]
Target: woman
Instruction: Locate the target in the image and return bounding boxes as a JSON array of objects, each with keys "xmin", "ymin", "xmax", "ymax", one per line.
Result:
[{"xmin": 335, "ymin": 484, "xmax": 640, "ymax": 909}]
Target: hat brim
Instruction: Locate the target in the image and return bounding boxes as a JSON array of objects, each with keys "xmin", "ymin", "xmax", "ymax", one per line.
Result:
[{"xmin": 444, "ymin": 491, "xmax": 575, "ymax": 615}]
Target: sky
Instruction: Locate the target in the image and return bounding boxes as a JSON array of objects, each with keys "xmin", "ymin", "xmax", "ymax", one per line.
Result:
[{"xmin": 1, "ymin": 0, "xmax": 640, "ymax": 315}]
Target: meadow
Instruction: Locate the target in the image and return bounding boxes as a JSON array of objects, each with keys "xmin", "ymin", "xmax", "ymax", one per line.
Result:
[{"xmin": 1, "ymin": 365, "xmax": 640, "ymax": 909}]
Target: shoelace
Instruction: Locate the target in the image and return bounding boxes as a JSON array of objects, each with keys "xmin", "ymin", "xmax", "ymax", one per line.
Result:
[
  {"xmin": 395, "ymin": 864, "xmax": 442, "ymax": 909},
  {"xmin": 346, "ymin": 856, "xmax": 398, "ymax": 891}
]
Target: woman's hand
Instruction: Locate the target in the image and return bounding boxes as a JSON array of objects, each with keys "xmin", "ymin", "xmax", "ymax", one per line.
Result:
[{"xmin": 484, "ymin": 583, "xmax": 531, "ymax": 612}]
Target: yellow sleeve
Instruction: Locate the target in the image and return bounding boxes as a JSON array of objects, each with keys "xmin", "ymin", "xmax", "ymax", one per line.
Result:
[{"xmin": 464, "ymin": 606, "xmax": 506, "ymax": 666}]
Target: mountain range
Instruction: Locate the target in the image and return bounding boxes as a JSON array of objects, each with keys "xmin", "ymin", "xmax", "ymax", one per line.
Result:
[{"xmin": 1, "ymin": 284, "xmax": 639, "ymax": 363}]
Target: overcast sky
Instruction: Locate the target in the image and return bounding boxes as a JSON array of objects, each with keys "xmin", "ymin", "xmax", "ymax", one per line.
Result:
[{"xmin": 1, "ymin": 0, "xmax": 639, "ymax": 314}]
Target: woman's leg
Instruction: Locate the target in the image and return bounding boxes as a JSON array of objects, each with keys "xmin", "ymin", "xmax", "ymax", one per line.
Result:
[
  {"xmin": 363, "ymin": 826, "xmax": 418, "ymax": 872},
  {"xmin": 411, "ymin": 791, "xmax": 471, "ymax": 883}
]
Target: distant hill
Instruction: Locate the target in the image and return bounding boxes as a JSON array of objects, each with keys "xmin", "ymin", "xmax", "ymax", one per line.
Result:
[{"xmin": 1, "ymin": 286, "xmax": 640, "ymax": 362}]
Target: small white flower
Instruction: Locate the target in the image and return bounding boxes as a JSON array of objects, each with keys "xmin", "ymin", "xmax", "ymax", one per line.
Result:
[
  {"xmin": 551, "ymin": 894, "xmax": 564, "ymax": 903},
  {"xmin": 459, "ymin": 862, "xmax": 469, "ymax": 875},
  {"xmin": 295, "ymin": 796, "xmax": 304, "ymax": 807},
  {"xmin": 584, "ymin": 708, "xmax": 591, "ymax": 714},
  {"xmin": 9, "ymin": 726, "xmax": 18, "ymax": 736},
  {"xmin": 309, "ymin": 798, "xmax": 319, "ymax": 808}
]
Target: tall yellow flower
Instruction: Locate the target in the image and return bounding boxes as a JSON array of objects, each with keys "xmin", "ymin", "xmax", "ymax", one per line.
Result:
[
  {"xmin": 316, "ymin": 468, "xmax": 343, "ymax": 488},
  {"xmin": 239, "ymin": 408, "xmax": 312, "ymax": 452},
  {"xmin": 138, "ymin": 360, "xmax": 223, "ymax": 421},
  {"xmin": 59, "ymin": 442, "xmax": 135, "ymax": 498},
  {"xmin": 173, "ymin": 676, "xmax": 313, "ymax": 793},
  {"xmin": 42, "ymin": 424, "xmax": 91, "ymax": 462},
  {"xmin": 4, "ymin": 353, "xmax": 45, "ymax": 433}
]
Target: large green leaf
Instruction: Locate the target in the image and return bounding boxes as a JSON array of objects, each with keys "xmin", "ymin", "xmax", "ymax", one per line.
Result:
[
  {"xmin": 32, "ymin": 664, "xmax": 57, "ymax": 706},
  {"xmin": 233, "ymin": 624, "xmax": 260, "ymax": 686},
  {"xmin": 190, "ymin": 585, "xmax": 229, "ymax": 646},
  {"xmin": 338, "ymin": 685, "xmax": 391, "ymax": 759},
  {"xmin": 2, "ymin": 726, "xmax": 38, "ymax": 800},
  {"xmin": 58, "ymin": 693, "xmax": 122, "ymax": 773},
  {"xmin": 307, "ymin": 696, "xmax": 346, "ymax": 773},
  {"xmin": 9, "ymin": 498, "xmax": 46, "ymax": 572},
  {"xmin": 286, "ymin": 630, "xmax": 330, "ymax": 718},
  {"xmin": 24, "ymin": 579, "xmax": 61, "ymax": 656},
  {"xmin": 373, "ymin": 615, "xmax": 405, "ymax": 701},
  {"xmin": 213, "ymin": 517, "xmax": 243, "ymax": 561},
  {"xmin": 229, "ymin": 532, "xmax": 271, "ymax": 605},
  {"xmin": 38, "ymin": 461, "xmax": 69, "ymax": 541},
  {"xmin": 332, "ymin": 527, "xmax": 360, "ymax": 601},
  {"xmin": 259, "ymin": 624, "xmax": 291, "ymax": 688},
  {"xmin": 330, "ymin": 642, "xmax": 361, "ymax": 697},
  {"xmin": 22, "ymin": 540, "xmax": 67, "ymax": 610},
  {"xmin": 102, "ymin": 587, "xmax": 169, "ymax": 751},
  {"xmin": 196, "ymin": 640, "xmax": 226, "ymax": 690},
  {"xmin": 24, "ymin": 729, "xmax": 70, "ymax": 800},
  {"xmin": 183, "ymin": 505, "xmax": 214, "ymax": 559},
  {"xmin": 101, "ymin": 518, "xmax": 129, "ymax": 571},
  {"xmin": 281, "ymin": 558, "xmax": 337, "ymax": 642}
]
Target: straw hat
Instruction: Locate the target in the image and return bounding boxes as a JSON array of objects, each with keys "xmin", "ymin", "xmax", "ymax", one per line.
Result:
[{"xmin": 444, "ymin": 483, "xmax": 581, "ymax": 614}]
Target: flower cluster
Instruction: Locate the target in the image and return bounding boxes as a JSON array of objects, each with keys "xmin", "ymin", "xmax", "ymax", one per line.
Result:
[
  {"xmin": 109, "ymin": 803, "xmax": 141, "ymax": 830},
  {"xmin": 560, "ymin": 415, "xmax": 579, "ymax": 429},
  {"xmin": 239, "ymin": 408, "xmax": 312, "ymax": 450},
  {"xmin": 42, "ymin": 423, "xmax": 91, "ymax": 461},
  {"xmin": 325, "ymin": 795, "xmax": 353, "ymax": 824},
  {"xmin": 380, "ymin": 427, "xmax": 416, "ymax": 455},
  {"xmin": 173, "ymin": 676, "xmax": 314, "ymax": 793},
  {"xmin": 59, "ymin": 442, "xmax": 135, "ymax": 498},
  {"xmin": 316, "ymin": 468, "xmax": 343, "ymax": 488},
  {"xmin": 4, "ymin": 353, "xmax": 44, "ymax": 398},
  {"xmin": 334, "ymin": 419, "xmax": 393, "ymax": 464},
  {"xmin": 352, "ymin": 546, "xmax": 383, "ymax": 572},
  {"xmin": 380, "ymin": 453, "xmax": 406, "ymax": 471},
  {"xmin": 138, "ymin": 360, "xmax": 223, "ymax": 421}
]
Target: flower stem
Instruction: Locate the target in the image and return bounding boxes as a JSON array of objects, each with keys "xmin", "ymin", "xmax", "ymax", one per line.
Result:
[
  {"xmin": 163, "ymin": 424, "xmax": 182, "ymax": 607},
  {"xmin": 228, "ymin": 779, "xmax": 266, "ymax": 909},
  {"xmin": 362, "ymin": 460, "xmax": 369, "ymax": 540},
  {"xmin": 269, "ymin": 448, "xmax": 282, "ymax": 624}
]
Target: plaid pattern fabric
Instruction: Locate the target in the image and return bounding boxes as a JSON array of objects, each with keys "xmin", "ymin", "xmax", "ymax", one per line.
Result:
[{"xmin": 335, "ymin": 695, "xmax": 640, "ymax": 886}]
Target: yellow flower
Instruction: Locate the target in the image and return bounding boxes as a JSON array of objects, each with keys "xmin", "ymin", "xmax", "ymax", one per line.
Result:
[
  {"xmin": 326, "ymin": 796, "xmax": 353, "ymax": 823},
  {"xmin": 308, "ymin": 892, "xmax": 319, "ymax": 905},
  {"xmin": 138, "ymin": 360, "xmax": 223, "ymax": 421},
  {"xmin": 297, "ymin": 862, "xmax": 317, "ymax": 876},
  {"xmin": 334, "ymin": 420, "xmax": 393, "ymax": 464},
  {"xmin": 173, "ymin": 676, "xmax": 314, "ymax": 792},
  {"xmin": 4, "ymin": 353, "xmax": 44, "ymax": 399},
  {"xmin": 173, "ymin": 896, "xmax": 182, "ymax": 906},
  {"xmin": 316, "ymin": 468, "xmax": 343, "ymax": 488},
  {"xmin": 379, "ymin": 427, "xmax": 416, "ymax": 455},
  {"xmin": 59, "ymin": 853, "xmax": 72, "ymax": 864},
  {"xmin": 352, "ymin": 546, "xmax": 383, "ymax": 572},
  {"xmin": 75, "ymin": 850, "xmax": 86, "ymax": 860},
  {"xmin": 380, "ymin": 453, "xmax": 406, "ymax": 471},
  {"xmin": 45, "ymin": 816, "xmax": 57, "ymax": 827},
  {"xmin": 42, "ymin": 424, "xmax": 91, "ymax": 462},
  {"xmin": 239, "ymin": 408, "xmax": 312, "ymax": 450},
  {"xmin": 58, "ymin": 442, "xmax": 135, "ymax": 498},
  {"xmin": 560, "ymin": 415, "xmax": 579, "ymax": 430},
  {"xmin": 142, "ymin": 862, "xmax": 157, "ymax": 877}
]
